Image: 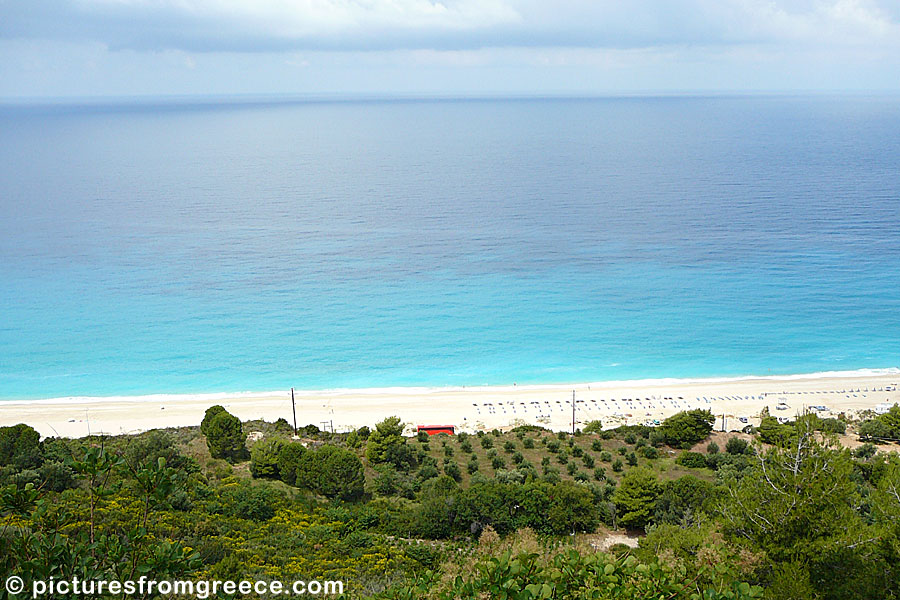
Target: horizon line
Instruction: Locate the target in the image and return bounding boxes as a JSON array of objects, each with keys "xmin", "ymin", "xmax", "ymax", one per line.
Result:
[{"xmin": 3, "ymin": 89, "xmax": 900, "ymax": 108}]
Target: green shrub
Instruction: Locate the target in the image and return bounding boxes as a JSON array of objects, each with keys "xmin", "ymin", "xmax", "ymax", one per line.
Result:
[
  {"xmin": 444, "ymin": 461, "xmax": 462, "ymax": 482},
  {"xmin": 205, "ymin": 410, "xmax": 247, "ymax": 462},
  {"xmin": 200, "ymin": 405, "xmax": 226, "ymax": 436},
  {"xmin": 276, "ymin": 442, "xmax": 306, "ymax": 486},
  {"xmin": 297, "ymin": 445, "xmax": 365, "ymax": 500},
  {"xmin": 660, "ymin": 409, "xmax": 715, "ymax": 448},
  {"xmin": 583, "ymin": 420, "xmax": 603, "ymax": 434},
  {"xmin": 676, "ymin": 451, "xmax": 709, "ymax": 469},
  {"xmin": 0, "ymin": 423, "xmax": 41, "ymax": 470},
  {"xmin": 249, "ymin": 438, "xmax": 284, "ymax": 479},
  {"xmin": 726, "ymin": 437, "xmax": 750, "ymax": 455}
]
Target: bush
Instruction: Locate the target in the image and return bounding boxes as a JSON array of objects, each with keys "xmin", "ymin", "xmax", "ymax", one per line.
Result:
[
  {"xmin": 297, "ymin": 445, "xmax": 365, "ymax": 500},
  {"xmin": 367, "ymin": 417, "xmax": 414, "ymax": 470},
  {"xmin": 582, "ymin": 454, "xmax": 595, "ymax": 469},
  {"xmin": 276, "ymin": 442, "xmax": 306, "ymax": 486},
  {"xmin": 467, "ymin": 456, "xmax": 479, "ymax": 474},
  {"xmin": 818, "ymin": 418, "xmax": 846, "ymax": 435},
  {"xmin": 594, "ymin": 467, "xmax": 606, "ymax": 481},
  {"xmin": 591, "ymin": 439, "xmax": 604, "ymax": 452},
  {"xmin": 200, "ymin": 405, "xmax": 227, "ymax": 436},
  {"xmin": 707, "ymin": 442, "xmax": 720, "ymax": 454},
  {"xmin": 418, "ymin": 464, "xmax": 439, "ymax": 481},
  {"xmin": 612, "ymin": 459, "xmax": 624, "ymax": 472},
  {"xmin": 417, "ymin": 430, "xmax": 429, "ymax": 442},
  {"xmin": 600, "ymin": 451, "xmax": 613, "ymax": 462},
  {"xmin": 853, "ymin": 443, "xmax": 877, "ymax": 459},
  {"xmin": 0, "ymin": 423, "xmax": 41, "ymax": 470},
  {"xmin": 725, "ymin": 437, "xmax": 750, "ymax": 455},
  {"xmin": 38, "ymin": 460, "xmax": 76, "ymax": 492},
  {"xmin": 249, "ymin": 438, "xmax": 284, "ymax": 479},
  {"xmin": 626, "ymin": 452, "xmax": 638, "ymax": 467},
  {"xmin": 583, "ymin": 420, "xmax": 603, "ymax": 434},
  {"xmin": 220, "ymin": 483, "xmax": 281, "ymax": 521},
  {"xmin": 205, "ymin": 409, "xmax": 247, "ymax": 462},
  {"xmin": 523, "ymin": 438, "xmax": 535, "ymax": 449},
  {"xmin": 676, "ymin": 451, "xmax": 709, "ymax": 469},
  {"xmin": 512, "ymin": 451, "xmax": 524, "ymax": 465},
  {"xmin": 503, "ymin": 440, "xmax": 516, "ymax": 453},
  {"xmin": 480, "ymin": 436, "xmax": 494, "ymax": 449},
  {"xmin": 641, "ymin": 446, "xmax": 659, "ymax": 460},
  {"xmin": 612, "ymin": 467, "xmax": 661, "ymax": 529},
  {"xmin": 444, "ymin": 461, "xmax": 462, "ymax": 482},
  {"xmin": 660, "ymin": 410, "xmax": 715, "ymax": 448},
  {"xmin": 124, "ymin": 430, "xmax": 195, "ymax": 473},
  {"xmin": 858, "ymin": 419, "xmax": 892, "ymax": 442}
]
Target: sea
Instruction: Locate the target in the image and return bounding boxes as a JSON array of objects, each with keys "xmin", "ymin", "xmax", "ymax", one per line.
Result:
[{"xmin": 1, "ymin": 95, "xmax": 899, "ymax": 401}]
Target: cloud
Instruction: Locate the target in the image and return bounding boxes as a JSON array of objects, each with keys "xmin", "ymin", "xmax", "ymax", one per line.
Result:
[{"xmin": 1, "ymin": 0, "xmax": 898, "ymax": 53}]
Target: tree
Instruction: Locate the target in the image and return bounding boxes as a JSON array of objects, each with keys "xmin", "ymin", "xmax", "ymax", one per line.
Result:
[
  {"xmin": 612, "ymin": 467, "xmax": 660, "ymax": 529},
  {"xmin": 858, "ymin": 418, "xmax": 892, "ymax": 442},
  {"xmin": 660, "ymin": 409, "xmax": 715, "ymax": 448},
  {"xmin": 0, "ymin": 423, "xmax": 41, "ymax": 469},
  {"xmin": 205, "ymin": 410, "xmax": 246, "ymax": 462},
  {"xmin": 714, "ymin": 421, "xmax": 890, "ymax": 599},
  {"xmin": 879, "ymin": 404, "xmax": 900, "ymax": 434},
  {"xmin": 414, "ymin": 476, "xmax": 459, "ymax": 538},
  {"xmin": 676, "ymin": 451, "xmax": 708, "ymax": 469},
  {"xmin": 545, "ymin": 481, "xmax": 599, "ymax": 534},
  {"xmin": 200, "ymin": 405, "xmax": 227, "ymax": 436},
  {"xmin": 297, "ymin": 445, "xmax": 364, "ymax": 500},
  {"xmin": 366, "ymin": 416, "xmax": 414, "ymax": 470},
  {"xmin": 654, "ymin": 475, "xmax": 712, "ymax": 526},
  {"xmin": 276, "ymin": 442, "xmax": 306, "ymax": 486},
  {"xmin": 726, "ymin": 437, "xmax": 750, "ymax": 455},
  {"xmin": 583, "ymin": 420, "xmax": 603, "ymax": 434},
  {"xmin": 250, "ymin": 438, "xmax": 284, "ymax": 479}
]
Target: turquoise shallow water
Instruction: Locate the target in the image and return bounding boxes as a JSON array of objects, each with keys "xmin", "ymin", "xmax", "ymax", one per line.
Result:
[{"xmin": 1, "ymin": 96, "xmax": 899, "ymax": 399}]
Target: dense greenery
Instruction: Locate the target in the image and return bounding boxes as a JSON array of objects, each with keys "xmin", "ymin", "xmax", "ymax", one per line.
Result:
[
  {"xmin": 204, "ymin": 407, "xmax": 247, "ymax": 461},
  {"xmin": 2, "ymin": 406, "xmax": 899, "ymax": 599},
  {"xmin": 858, "ymin": 403, "xmax": 900, "ymax": 442}
]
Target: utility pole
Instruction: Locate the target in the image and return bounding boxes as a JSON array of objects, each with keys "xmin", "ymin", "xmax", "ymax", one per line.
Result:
[
  {"xmin": 572, "ymin": 390, "xmax": 576, "ymax": 435},
  {"xmin": 291, "ymin": 387, "xmax": 298, "ymax": 436}
]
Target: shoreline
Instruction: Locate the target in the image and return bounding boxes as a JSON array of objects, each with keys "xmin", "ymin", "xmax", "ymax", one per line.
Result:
[{"xmin": 2, "ymin": 368, "xmax": 898, "ymax": 439}]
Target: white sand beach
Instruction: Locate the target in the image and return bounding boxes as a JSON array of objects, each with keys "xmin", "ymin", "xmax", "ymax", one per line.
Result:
[{"xmin": 1, "ymin": 370, "xmax": 898, "ymax": 439}]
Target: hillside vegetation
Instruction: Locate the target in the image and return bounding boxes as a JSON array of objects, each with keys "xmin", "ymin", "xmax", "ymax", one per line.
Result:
[{"xmin": 2, "ymin": 405, "xmax": 899, "ymax": 599}]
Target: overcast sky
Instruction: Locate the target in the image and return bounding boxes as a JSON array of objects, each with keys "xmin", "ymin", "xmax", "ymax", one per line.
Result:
[{"xmin": 2, "ymin": 0, "xmax": 899, "ymax": 98}]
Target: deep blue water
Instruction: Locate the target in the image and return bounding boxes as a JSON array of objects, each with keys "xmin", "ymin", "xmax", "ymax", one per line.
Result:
[{"xmin": 1, "ymin": 96, "xmax": 899, "ymax": 399}]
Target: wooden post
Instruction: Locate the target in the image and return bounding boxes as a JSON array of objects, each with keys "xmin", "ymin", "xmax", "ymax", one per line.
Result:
[
  {"xmin": 572, "ymin": 390, "xmax": 576, "ymax": 435},
  {"xmin": 291, "ymin": 388, "xmax": 297, "ymax": 435}
]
